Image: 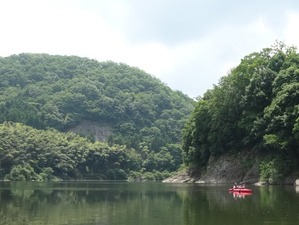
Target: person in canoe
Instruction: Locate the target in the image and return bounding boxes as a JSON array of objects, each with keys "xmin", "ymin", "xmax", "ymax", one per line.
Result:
[
  {"xmin": 233, "ymin": 183, "xmax": 245, "ymax": 189},
  {"xmin": 229, "ymin": 183, "xmax": 252, "ymax": 193}
]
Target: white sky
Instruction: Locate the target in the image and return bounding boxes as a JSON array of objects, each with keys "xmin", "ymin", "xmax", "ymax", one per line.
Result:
[{"xmin": 1, "ymin": 0, "xmax": 299, "ymax": 98}]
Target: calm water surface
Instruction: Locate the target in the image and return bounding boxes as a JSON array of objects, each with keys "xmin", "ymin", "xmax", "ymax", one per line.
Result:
[{"xmin": 0, "ymin": 181, "xmax": 298, "ymax": 225}]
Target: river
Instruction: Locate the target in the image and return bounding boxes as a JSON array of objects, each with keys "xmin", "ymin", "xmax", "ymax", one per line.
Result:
[{"xmin": 0, "ymin": 181, "xmax": 298, "ymax": 225}]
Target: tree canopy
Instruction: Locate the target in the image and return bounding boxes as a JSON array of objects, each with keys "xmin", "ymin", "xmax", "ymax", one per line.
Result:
[
  {"xmin": 182, "ymin": 42, "xmax": 299, "ymax": 181},
  {"xmin": 0, "ymin": 53, "xmax": 195, "ymax": 180}
]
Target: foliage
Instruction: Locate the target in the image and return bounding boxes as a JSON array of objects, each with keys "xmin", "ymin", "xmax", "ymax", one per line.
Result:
[
  {"xmin": 0, "ymin": 122, "xmax": 136, "ymax": 180},
  {"xmin": 182, "ymin": 42, "xmax": 299, "ymax": 176},
  {"xmin": 0, "ymin": 54, "xmax": 195, "ymax": 180},
  {"xmin": 259, "ymin": 158, "xmax": 285, "ymax": 184},
  {"xmin": 0, "ymin": 53, "xmax": 194, "ymax": 146},
  {"xmin": 0, "ymin": 121, "xmax": 183, "ymax": 181}
]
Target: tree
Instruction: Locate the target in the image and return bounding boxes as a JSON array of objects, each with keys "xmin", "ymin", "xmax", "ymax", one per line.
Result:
[{"xmin": 182, "ymin": 42, "xmax": 299, "ymax": 173}]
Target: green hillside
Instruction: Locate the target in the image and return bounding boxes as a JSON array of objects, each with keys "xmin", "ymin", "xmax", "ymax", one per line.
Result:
[
  {"xmin": 182, "ymin": 42, "xmax": 299, "ymax": 183},
  {"xmin": 0, "ymin": 53, "xmax": 195, "ymax": 181}
]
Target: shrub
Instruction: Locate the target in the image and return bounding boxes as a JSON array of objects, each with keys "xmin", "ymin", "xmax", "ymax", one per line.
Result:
[
  {"xmin": 5, "ymin": 164, "xmax": 41, "ymax": 181},
  {"xmin": 259, "ymin": 158, "xmax": 283, "ymax": 184}
]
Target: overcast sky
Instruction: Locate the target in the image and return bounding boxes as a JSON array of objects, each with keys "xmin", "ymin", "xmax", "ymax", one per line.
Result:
[{"xmin": 1, "ymin": 0, "xmax": 299, "ymax": 98}]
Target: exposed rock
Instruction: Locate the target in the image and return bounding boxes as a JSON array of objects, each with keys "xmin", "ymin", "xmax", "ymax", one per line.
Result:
[
  {"xmin": 254, "ymin": 181, "xmax": 268, "ymax": 186},
  {"xmin": 68, "ymin": 120, "xmax": 112, "ymax": 142},
  {"xmin": 200, "ymin": 154, "xmax": 246, "ymax": 183},
  {"xmin": 163, "ymin": 152, "xmax": 261, "ymax": 184},
  {"xmin": 283, "ymin": 174, "xmax": 298, "ymax": 185},
  {"xmin": 162, "ymin": 170, "xmax": 194, "ymax": 183},
  {"xmin": 243, "ymin": 161, "xmax": 260, "ymax": 183},
  {"xmin": 164, "ymin": 152, "xmax": 299, "ymax": 184}
]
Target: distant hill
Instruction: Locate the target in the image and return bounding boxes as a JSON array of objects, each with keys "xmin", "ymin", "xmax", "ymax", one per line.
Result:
[{"xmin": 0, "ymin": 53, "xmax": 195, "ymax": 181}]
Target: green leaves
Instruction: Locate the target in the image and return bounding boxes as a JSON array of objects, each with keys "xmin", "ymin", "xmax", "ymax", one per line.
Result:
[
  {"xmin": 0, "ymin": 53, "xmax": 195, "ymax": 177},
  {"xmin": 0, "ymin": 122, "xmax": 183, "ymax": 181},
  {"xmin": 259, "ymin": 159, "xmax": 283, "ymax": 184},
  {"xmin": 182, "ymin": 42, "xmax": 299, "ymax": 170}
]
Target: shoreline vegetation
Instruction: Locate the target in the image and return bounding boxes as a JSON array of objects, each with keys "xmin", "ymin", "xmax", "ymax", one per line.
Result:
[
  {"xmin": 0, "ymin": 55, "xmax": 194, "ymax": 182},
  {"xmin": 181, "ymin": 42, "xmax": 299, "ymax": 185},
  {"xmin": 1, "ymin": 42, "xmax": 299, "ymax": 183}
]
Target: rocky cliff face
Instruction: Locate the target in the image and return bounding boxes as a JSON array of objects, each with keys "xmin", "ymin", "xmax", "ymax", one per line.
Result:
[
  {"xmin": 199, "ymin": 154, "xmax": 260, "ymax": 184},
  {"xmin": 68, "ymin": 120, "xmax": 112, "ymax": 142},
  {"xmin": 163, "ymin": 152, "xmax": 297, "ymax": 185}
]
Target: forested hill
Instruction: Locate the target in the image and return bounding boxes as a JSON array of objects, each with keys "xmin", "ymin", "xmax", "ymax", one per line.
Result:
[
  {"xmin": 0, "ymin": 53, "xmax": 195, "ymax": 181},
  {"xmin": 182, "ymin": 42, "xmax": 299, "ymax": 184}
]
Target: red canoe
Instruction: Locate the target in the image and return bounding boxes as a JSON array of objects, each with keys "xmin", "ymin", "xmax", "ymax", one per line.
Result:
[{"xmin": 229, "ymin": 188, "xmax": 252, "ymax": 193}]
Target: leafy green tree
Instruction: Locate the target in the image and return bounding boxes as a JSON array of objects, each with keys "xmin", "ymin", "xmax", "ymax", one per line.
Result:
[
  {"xmin": 0, "ymin": 53, "xmax": 195, "ymax": 177},
  {"xmin": 182, "ymin": 42, "xmax": 299, "ymax": 176}
]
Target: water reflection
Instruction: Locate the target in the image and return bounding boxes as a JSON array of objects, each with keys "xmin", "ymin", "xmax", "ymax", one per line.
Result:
[
  {"xmin": 0, "ymin": 182, "xmax": 185, "ymax": 225},
  {"xmin": 182, "ymin": 185, "xmax": 299, "ymax": 225},
  {"xmin": 0, "ymin": 182, "xmax": 298, "ymax": 225},
  {"xmin": 230, "ymin": 192, "xmax": 252, "ymax": 199}
]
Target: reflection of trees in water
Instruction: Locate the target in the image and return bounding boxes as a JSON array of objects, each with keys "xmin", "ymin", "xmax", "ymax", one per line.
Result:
[
  {"xmin": 257, "ymin": 186, "xmax": 299, "ymax": 222},
  {"xmin": 0, "ymin": 182, "xmax": 186, "ymax": 225},
  {"xmin": 180, "ymin": 185, "xmax": 299, "ymax": 225},
  {"xmin": 1, "ymin": 183, "xmax": 298, "ymax": 225},
  {"xmin": 181, "ymin": 189, "xmax": 208, "ymax": 225}
]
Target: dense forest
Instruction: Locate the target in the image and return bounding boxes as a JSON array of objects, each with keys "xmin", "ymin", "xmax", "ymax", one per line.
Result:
[
  {"xmin": 182, "ymin": 42, "xmax": 299, "ymax": 183},
  {"xmin": 2, "ymin": 43, "xmax": 298, "ymax": 183},
  {"xmin": 0, "ymin": 53, "xmax": 195, "ymax": 181}
]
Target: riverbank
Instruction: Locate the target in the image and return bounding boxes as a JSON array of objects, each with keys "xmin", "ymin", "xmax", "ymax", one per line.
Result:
[{"xmin": 163, "ymin": 152, "xmax": 299, "ymax": 185}]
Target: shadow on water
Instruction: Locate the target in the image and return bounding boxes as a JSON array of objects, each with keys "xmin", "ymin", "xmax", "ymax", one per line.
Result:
[{"xmin": 0, "ymin": 182, "xmax": 298, "ymax": 225}]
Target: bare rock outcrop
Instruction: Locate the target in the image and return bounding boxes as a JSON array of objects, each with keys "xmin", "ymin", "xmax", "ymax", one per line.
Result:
[
  {"xmin": 163, "ymin": 153, "xmax": 260, "ymax": 184},
  {"xmin": 68, "ymin": 120, "xmax": 112, "ymax": 142}
]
